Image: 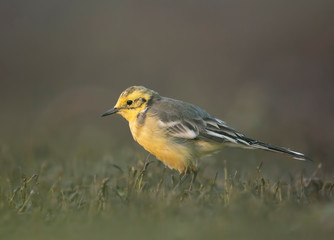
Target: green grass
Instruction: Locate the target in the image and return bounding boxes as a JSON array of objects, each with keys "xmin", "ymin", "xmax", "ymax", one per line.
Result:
[{"xmin": 0, "ymin": 148, "xmax": 333, "ymax": 240}]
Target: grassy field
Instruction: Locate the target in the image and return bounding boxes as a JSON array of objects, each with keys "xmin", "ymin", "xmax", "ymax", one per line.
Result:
[{"xmin": 1, "ymin": 144, "xmax": 333, "ymax": 240}]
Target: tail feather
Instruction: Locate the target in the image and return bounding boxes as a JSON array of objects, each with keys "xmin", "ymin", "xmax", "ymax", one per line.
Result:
[
  {"xmin": 204, "ymin": 117, "xmax": 312, "ymax": 162},
  {"xmin": 236, "ymin": 135, "xmax": 312, "ymax": 162}
]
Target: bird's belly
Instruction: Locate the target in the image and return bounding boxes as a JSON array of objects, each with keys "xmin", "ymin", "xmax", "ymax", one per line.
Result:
[
  {"xmin": 129, "ymin": 119, "xmax": 192, "ymax": 173},
  {"xmin": 195, "ymin": 140, "xmax": 223, "ymax": 156}
]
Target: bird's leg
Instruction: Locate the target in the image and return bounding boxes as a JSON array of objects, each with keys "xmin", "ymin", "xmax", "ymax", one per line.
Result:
[
  {"xmin": 188, "ymin": 169, "xmax": 198, "ymax": 191},
  {"xmin": 156, "ymin": 165, "xmax": 167, "ymax": 196},
  {"xmin": 173, "ymin": 171, "xmax": 189, "ymax": 191}
]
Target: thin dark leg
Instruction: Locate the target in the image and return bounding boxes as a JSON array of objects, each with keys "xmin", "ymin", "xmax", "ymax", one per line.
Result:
[
  {"xmin": 173, "ymin": 171, "xmax": 189, "ymax": 191},
  {"xmin": 156, "ymin": 166, "xmax": 167, "ymax": 196},
  {"xmin": 188, "ymin": 170, "xmax": 198, "ymax": 191}
]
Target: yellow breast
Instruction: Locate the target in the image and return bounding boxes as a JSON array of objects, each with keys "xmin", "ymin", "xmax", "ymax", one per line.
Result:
[{"xmin": 129, "ymin": 115, "xmax": 193, "ymax": 173}]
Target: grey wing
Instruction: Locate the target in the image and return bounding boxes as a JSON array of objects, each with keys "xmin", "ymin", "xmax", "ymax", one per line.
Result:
[
  {"xmin": 162, "ymin": 116, "xmax": 245, "ymax": 144},
  {"xmin": 162, "ymin": 120, "xmax": 200, "ymax": 139},
  {"xmin": 148, "ymin": 97, "xmax": 241, "ymax": 143},
  {"xmin": 148, "ymin": 97, "xmax": 205, "ymax": 139},
  {"xmin": 148, "ymin": 97, "xmax": 311, "ymax": 161}
]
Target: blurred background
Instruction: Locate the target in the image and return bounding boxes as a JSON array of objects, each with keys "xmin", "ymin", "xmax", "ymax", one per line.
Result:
[{"xmin": 1, "ymin": 0, "xmax": 334, "ymax": 179}]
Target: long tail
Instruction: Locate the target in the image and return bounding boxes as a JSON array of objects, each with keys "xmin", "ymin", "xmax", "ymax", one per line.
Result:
[
  {"xmin": 234, "ymin": 135, "xmax": 312, "ymax": 161},
  {"xmin": 204, "ymin": 117, "xmax": 312, "ymax": 161}
]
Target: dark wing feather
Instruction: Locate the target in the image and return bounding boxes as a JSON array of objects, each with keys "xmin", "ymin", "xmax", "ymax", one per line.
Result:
[
  {"xmin": 148, "ymin": 97, "xmax": 207, "ymax": 139},
  {"xmin": 164, "ymin": 120, "xmax": 199, "ymax": 139},
  {"xmin": 148, "ymin": 96, "xmax": 311, "ymax": 161},
  {"xmin": 201, "ymin": 117, "xmax": 312, "ymax": 161}
]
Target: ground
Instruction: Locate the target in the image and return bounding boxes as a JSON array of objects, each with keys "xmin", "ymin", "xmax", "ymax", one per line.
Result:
[{"xmin": 1, "ymin": 147, "xmax": 333, "ymax": 240}]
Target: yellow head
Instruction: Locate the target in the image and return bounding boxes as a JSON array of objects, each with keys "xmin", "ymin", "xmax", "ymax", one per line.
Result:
[{"xmin": 101, "ymin": 86, "xmax": 160, "ymax": 122}]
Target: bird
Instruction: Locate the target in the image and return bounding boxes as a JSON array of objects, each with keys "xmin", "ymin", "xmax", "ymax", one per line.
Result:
[{"xmin": 101, "ymin": 86, "xmax": 311, "ymax": 174}]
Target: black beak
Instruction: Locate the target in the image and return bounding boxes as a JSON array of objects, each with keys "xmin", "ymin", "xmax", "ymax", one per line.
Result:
[{"xmin": 101, "ymin": 108, "xmax": 119, "ymax": 117}]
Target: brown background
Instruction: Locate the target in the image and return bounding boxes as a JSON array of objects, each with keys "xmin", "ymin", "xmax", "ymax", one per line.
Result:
[{"xmin": 1, "ymin": 0, "xmax": 333, "ymax": 176}]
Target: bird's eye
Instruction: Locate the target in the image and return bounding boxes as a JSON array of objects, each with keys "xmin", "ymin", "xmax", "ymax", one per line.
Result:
[
  {"xmin": 127, "ymin": 100, "xmax": 133, "ymax": 105},
  {"xmin": 142, "ymin": 98, "xmax": 146, "ymax": 102}
]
